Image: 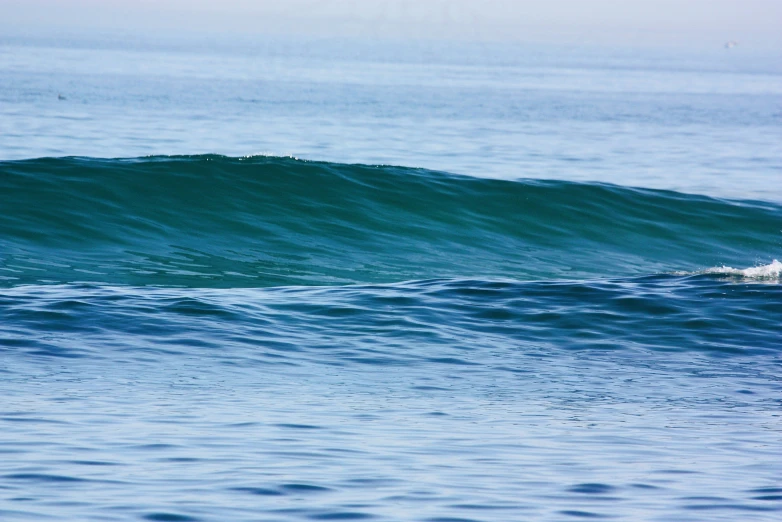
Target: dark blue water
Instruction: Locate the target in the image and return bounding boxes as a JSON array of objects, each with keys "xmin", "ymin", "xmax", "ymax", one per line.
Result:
[{"xmin": 0, "ymin": 36, "xmax": 780, "ymax": 521}]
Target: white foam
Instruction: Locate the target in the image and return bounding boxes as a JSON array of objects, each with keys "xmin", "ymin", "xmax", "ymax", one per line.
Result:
[{"xmin": 702, "ymin": 259, "xmax": 782, "ymax": 280}]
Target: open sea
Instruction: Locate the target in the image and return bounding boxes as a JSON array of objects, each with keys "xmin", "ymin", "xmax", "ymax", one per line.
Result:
[{"xmin": 1, "ymin": 34, "xmax": 781, "ymax": 521}]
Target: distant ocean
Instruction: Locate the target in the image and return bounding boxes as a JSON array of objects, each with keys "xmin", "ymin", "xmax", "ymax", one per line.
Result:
[{"xmin": 1, "ymin": 36, "xmax": 780, "ymax": 522}]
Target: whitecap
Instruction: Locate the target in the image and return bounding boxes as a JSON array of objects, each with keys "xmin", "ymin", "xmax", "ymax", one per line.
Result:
[{"xmin": 703, "ymin": 259, "xmax": 781, "ymax": 280}]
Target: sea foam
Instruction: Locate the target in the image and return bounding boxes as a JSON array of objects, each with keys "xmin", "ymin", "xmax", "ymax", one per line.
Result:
[{"xmin": 703, "ymin": 259, "xmax": 782, "ymax": 280}]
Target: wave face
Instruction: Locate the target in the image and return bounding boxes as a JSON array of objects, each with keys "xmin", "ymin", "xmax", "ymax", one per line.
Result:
[{"xmin": 1, "ymin": 155, "xmax": 780, "ymax": 287}]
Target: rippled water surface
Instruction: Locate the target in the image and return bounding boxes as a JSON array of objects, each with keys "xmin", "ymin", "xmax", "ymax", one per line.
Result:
[
  {"xmin": 2, "ymin": 278, "xmax": 781, "ymax": 521},
  {"xmin": 1, "ymin": 35, "xmax": 781, "ymax": 521}
]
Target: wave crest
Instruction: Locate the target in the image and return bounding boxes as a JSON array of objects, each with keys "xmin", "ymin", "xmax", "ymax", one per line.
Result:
[{"xmin": 702, "ymin": 260, "xmax": 782, "ymax": 280}]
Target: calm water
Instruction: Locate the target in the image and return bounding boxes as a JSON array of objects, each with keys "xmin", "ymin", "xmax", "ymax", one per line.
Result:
[{"xmin": 1, "ymin": 35, "xmax": 781, "ymax": 521}]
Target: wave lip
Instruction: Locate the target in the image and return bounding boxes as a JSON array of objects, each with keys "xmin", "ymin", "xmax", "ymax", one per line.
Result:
[{"xmin": 1, "ymin": 155, "xmax": 781, "ymax": 288}]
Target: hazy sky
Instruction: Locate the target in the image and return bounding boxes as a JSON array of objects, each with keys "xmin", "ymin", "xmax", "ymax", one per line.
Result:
[{"xmin": 3, "ymin": 0, "xmax": 781, "ymax": 49}]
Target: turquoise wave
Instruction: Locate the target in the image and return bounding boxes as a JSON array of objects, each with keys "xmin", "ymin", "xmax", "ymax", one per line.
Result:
[{"xmin": 1, "ymin": 155, "xmax": 779, "ymax": 287}]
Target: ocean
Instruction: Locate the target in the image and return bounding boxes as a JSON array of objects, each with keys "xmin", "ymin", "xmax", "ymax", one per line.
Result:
[{"xmin": 1, "ymin": 35, "xmax": 781, "ymax": 521}]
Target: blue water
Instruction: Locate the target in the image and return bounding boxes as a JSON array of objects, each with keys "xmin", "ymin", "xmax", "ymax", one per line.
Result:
[{"xmin": 1, "ymin": 35, "xmax": 781, "ymax": 521}]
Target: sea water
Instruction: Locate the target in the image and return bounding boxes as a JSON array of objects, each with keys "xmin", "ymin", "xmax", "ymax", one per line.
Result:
[{"xmin": 0, "ymin": 35, "xmax": 780, "ymax": 521}]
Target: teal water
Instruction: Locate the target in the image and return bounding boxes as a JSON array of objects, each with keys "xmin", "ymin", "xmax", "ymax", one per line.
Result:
[
  {"xmin": 2, "ymin": 155, "xmax": 780, "ymax": 287},
  {"xmin": 1, "ymin": 37, "xmax": 781, "ymax": 521}
]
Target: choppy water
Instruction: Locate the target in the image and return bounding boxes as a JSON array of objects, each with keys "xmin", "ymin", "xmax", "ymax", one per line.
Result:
[{"xmin": 1, "ymin": 36, "xmax": 781, "ymax": 521}]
